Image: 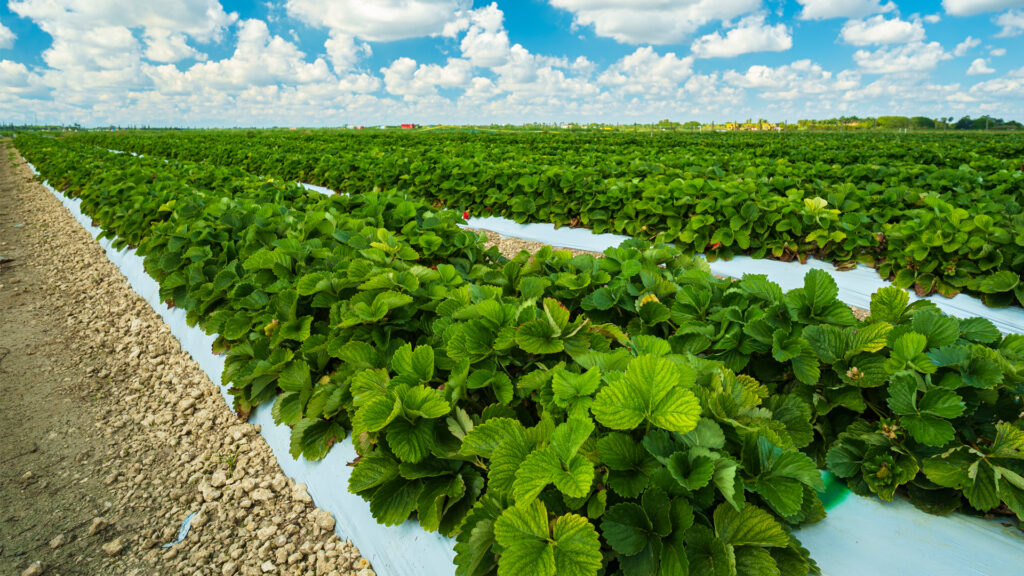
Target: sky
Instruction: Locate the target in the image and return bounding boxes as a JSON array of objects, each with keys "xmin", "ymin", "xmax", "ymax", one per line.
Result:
[{"xmin": 0, "ymin": 0, "xmax": 1022, "ymax": 127}]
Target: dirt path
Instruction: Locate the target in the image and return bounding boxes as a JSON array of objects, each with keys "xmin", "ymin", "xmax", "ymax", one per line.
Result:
[{"xmin": 0, "ymin": 142, "xmax": 373, "ymax": 576}]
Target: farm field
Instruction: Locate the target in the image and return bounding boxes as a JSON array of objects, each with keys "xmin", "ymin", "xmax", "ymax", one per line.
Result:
[
  {"xmin": 72, "ymin": 129, "xmax": 1024, "ymax": 308},
  {"xmin": 10, "ymin": 131, "xmax": 1024, "ymax": 576}
]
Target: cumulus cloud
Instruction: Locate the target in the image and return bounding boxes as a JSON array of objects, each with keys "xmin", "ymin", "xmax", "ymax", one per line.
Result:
[
  {"xmin": 0, "ymin": 20, "xmax": 15, "ymax": 50},
  {"xmin": 854, "ymin": 41, "xmax": 952, "ymax": 74},
  {"xmin": 285, "ymin": 0, "xmax": 470, "ymax": 42},
  {"xmin": 548, "ymin": 0, "xmax": 760, "ymax": 44},
  {"xmin": 723, "ymin": 59, "xmax": 847, "ymax": 99},
  {"xmin": 796, "ymin": 0, "xmax": 895, "ymax": 20},
  {"xmin": 942, "ymin": 0, "xmax": 1024, "ymax": 17},
  {"xmin": 324, "ymin": 32, "xmax": 372, "ymax": 73},
  {"xmin": 381, "ymin": 57, "xmax": 473, "ymax": 98},
  {"xmin": 457, "ymin": 3, "xmax": 511, "ymax": 67},
  {"xmin": 995, "ymin": 10, "xmax": 1024, "ymax": 36},
  {"xmin": 991, "ymin": 47, "xmax": 1007, "ymax": 56},
  {"xmin": 953, "ymin": 36, "xmax": 980, "ymax": 57},
  {"xmin": 691, "ymin": 14, "xmax": 792, "ymax": 58},
  {"xmin": 144, "ymin": 29, "xmax": 206, "ymax": 63},
  {"xmin": 969, "ymin": 67, "xmax": 1024, "ymax": 96},
  {"xmin": 923, "ymin": 14, "xmax": 942, "ymax": 23},
  {"xmin": 840, "ymin": 15, "xmax": 925, "ymax": 45},
  {"xmin": 598, "ymin": 47, "xmax": 693, "ymax": 95},
  {"xmin": 151, "ymin": 20, "xmax": 331, "ymax": 92},
  {"xmin": 9, "ymin": 0, "xmax": 236, "ymax": 42},
  {"xmin": 967, "ymin": 58, "xmax": 995, "ymax": 75}
]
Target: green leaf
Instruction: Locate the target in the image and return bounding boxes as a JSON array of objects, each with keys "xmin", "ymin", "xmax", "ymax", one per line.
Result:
[
  {"xmin": 886, "ymin": 332, "xmax": 936, "ymax": 374},
  {"xmin": 886, "ymin": 378, "xmax": 918, "ymax": 415},
  {"xmin": 516, "ymin": 319, "xmax": 564, "ymax": 354},
  {"xmin": 869, "ymin": 286, "xmax": 910, "ymax": 324},
  {"xmin": 357, "ymin": 395, "xmax": 401, "ymax": 432},
  {"xmin": 551, "ymin": 417, "xmax": 595, "ymax": 464},
  {"xmin": 386, "ymin": 417, "xmax": 436, "ymax": 463},
  {"xmin": 349, "ymin": 454, "xmax": 399, "ymax": 494},
  {"xmin": 912, "ymin": 310, "xmax": 960, "ymax": 349},
  {"xmin": 288, "ymin": 417, "xmax": 346, "ymax": 461},
  {"xmin": 679, "ymin": 418, "xmax": 726, "ymax": 450},
  {"xmin": 959, "ymin": 317, "xmax": 1001, "ymax": 344},
  {"xmin": 369, "ymin": 478, "xmax": 422, "ymax": 526},
  {"xmin": 601, "ymin": 503, "xmax": 649, "ymax": 556},
  {"xmin": 591, "ymin": 355, "xmax": 701, "ymax": 434},
  {"xmin": 494, "ymin": 501, "xmax": 601, "ymax": 576},
  {"xmin": 714, "ymin": 503, "xmax": 789, "ymax": 548},
  {"xmin": 919, "ymin": 389, "xmax": 965, "ymax": 419},
  {"xmin": 741, "ymin": 274, "xmax": 783, "ymax": 303},
  {"xmin": 668, "ymin": 452, "xmax": 715, "ymax": 490},
  {"xmin": 401, "ymin": 385, "xmax": 451, "ymax": 419},
  {"xmin": 278, "ymin": 360, "xmax": 312, "ymax": 392},
  {"xmin": 735, "ymin": 547, "xmax": 780, "ymax": 576},
  {"xmin": 461, "ymin": 418, "xmax": 523, "ymax": 459},
  {"xmin": 902, "ymin": 415, "xmax": 956, "ymax": 447},
  {"xmin": 514, "ymin": 446, "xmax": 563, "ymax": 504},
  {"xmin": 979, "ymin": 270, "xmax": 1019, "ymax": 294}
]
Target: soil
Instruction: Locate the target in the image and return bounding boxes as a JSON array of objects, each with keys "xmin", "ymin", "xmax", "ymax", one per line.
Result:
[{"xmin": 0, "ymin": 142, "xmax": 373, "ymax": 576}]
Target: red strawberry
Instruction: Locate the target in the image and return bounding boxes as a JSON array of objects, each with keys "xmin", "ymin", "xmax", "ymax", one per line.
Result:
[
  {"xmin": 463, "ymin": 210, "xmax": 470, "ymax": 219},
  {"xmin": 710, "ymin": 242, "xmax": 722, "ymax": 250}
]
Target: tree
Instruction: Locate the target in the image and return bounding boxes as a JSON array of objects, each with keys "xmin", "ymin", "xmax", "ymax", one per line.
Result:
[
  {"xmin": 910, "ymin": 116, "xmax": 934, "ymax": 129},
  {"xmin": 955, "ymin": 116, "xmax": 973, "ymax": 130}
]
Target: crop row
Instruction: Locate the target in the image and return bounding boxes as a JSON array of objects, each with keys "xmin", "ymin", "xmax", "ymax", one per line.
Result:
[
  {"xmin": 71, "ymin": 129, "xmax": 1024, "ymax": 308},
  {"xmin": 15, "ymin": 134, "xmax": 1024, "ymax": 576}
]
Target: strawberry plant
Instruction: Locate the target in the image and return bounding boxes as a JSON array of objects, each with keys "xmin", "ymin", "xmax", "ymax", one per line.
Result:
[{"xmin": 18, "ymin": 133, "xmax": 1024, "ymax": 576}]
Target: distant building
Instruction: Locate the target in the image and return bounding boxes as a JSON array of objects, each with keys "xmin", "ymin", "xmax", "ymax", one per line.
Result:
[{"xmin": 400, "ymin": 123, "xmax": 418, "ymax": 129}]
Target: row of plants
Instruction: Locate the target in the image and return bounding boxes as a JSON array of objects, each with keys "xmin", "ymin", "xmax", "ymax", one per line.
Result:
[
  {"xmin": 71, "ymin": 129, "xmax": 1024, "ymax": 308},
  {"xmin": 15, "ymin": 135, "xmax": 1024, "ymax": 576}
]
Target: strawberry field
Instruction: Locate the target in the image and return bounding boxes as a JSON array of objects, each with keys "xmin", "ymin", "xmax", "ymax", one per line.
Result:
[
  {"xmin": 16, "ymin": 131, "xmax": 1024, "ymax": 576},
  {"xmin": 73, "ymin": 129, "xmax": 1024, "ymax": 308}
]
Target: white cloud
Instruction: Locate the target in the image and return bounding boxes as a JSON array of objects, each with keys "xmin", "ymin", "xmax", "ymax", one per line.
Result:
[
  {"xmin": 144, "ymin": 29, "xmax": 206, "ymax": 63},
  {"xmin": 967, "ymin": 58, "xmax": 995, "ymax": 75},
  {"xmin": 953, "ymin": 36, "xmax": 980, "ymax": 57},
  {"xmin": 547, "ymin": 0, "xmax": 760, "ymax": 44},
  {"xmin": 324, "ymin": 32, "xmax": 372, "ymax": 73},
  {"xmin": 991, "ymin": 47, "xmax": 1007, "ymax": 56},
  {"xmin": 0, "ymin": 59, "xmax": 49, "ymax": 96},
  {"xmin": 9, "ymin": 0, "xmax": 236, "ymax": 42},
  {"xmin": 381, "ymin": 57, "xmax": 473, "ymax": 98},
  {"xmin": 969, "ymin": 68, "xmax": 1024, "ymax": 96},
  {"xmin": 152, "ymin": 20, "xmax": 331, "ymax": 92},
  {"xmin": 691, "ymin": 14, "xmax": 792, "ymax": 58},
  {"xmin": 598, "ymin": 47, "xmax": 693, "ymax": 95},
  {"xmin": 458, "ymin": 3, "xmax": 511, "ymax": 67},
  {"xmin": 840, "ymin": 15, "xmax": 925, "ymax": 45},
  {"xmin": 942, "ymin": 0, "xmax": 1024, "ymax": 17},
  {"xmin": 0, "ymin": 20, "xmax": 15, "ymax": 50},
  {"xmin": 923, "ymin": 14, "xmax": 941, "ymax": 23},
  {"xmin": 337, "ymin": 72, "xmax": 380, "ymax": 93},
  {"xmin": 285, "ymin": 0, "xmax": 470, "ymax": 42},
  {"xmin": 796, "ymin": 0, "xmax": 895, "ymax": 20},
  {"xmin": 854, "ymin": 41, "xmax": 952, "ymax": 74},
  {"xmin": 723, "ymin": 59, "xmax": 845, "ymax": 99},
  {"xmin": 995, "ymin": 10, "xmax": 1024, "ymax": 36}
]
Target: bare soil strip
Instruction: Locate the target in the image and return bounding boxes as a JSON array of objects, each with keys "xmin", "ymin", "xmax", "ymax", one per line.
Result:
[{"xmin": 0, "ymin": 143, "xmax": 374, "ymax": 576}]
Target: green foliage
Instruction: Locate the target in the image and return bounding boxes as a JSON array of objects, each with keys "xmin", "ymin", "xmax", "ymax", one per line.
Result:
[{"xmin": 18, "ymin": 131, "xmax": 1024, "ymax": 576}]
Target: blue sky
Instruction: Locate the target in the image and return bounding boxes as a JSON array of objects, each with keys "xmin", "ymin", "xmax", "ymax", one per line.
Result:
[{"xmin": 0, "ymin": 1, "xmax": 1021, "ymax": 126}]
